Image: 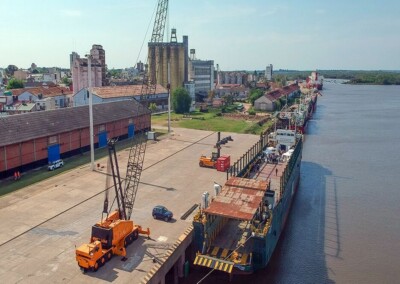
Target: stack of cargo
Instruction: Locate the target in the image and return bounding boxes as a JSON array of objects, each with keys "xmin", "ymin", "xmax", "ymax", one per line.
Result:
[{"xmin": 216, "ymin": 155, "xmax": 230, "ymax": 172}]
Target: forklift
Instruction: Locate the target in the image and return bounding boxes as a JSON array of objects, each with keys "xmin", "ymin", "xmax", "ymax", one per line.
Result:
[{"xmin": 199, "ymin": 132, "xmax": 233, "ymax": 168}]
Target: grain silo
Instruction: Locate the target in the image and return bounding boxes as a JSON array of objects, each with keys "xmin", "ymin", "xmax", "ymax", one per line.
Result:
[{"xmin": 148, "ymin": 29, "xmax": 188, "ymax": 93}]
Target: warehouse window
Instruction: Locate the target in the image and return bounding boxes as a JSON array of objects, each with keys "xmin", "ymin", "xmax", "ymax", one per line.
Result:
[
  {"xmin": 99, "ymin": 125, "xmax": 105, "ymax": 132},
  {"xmin": 128, "ymin": 118, "xmax": 133, "ymax": 124}
]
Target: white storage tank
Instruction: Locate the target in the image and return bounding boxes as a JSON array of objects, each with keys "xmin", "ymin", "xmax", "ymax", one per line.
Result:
[
  {"xmin": 214, "ymin": 183, "xmax": 221, "ymax": 196},
  {"xmin": 201, "ymin": 191, "xmax": 210, "ymax": 209}
]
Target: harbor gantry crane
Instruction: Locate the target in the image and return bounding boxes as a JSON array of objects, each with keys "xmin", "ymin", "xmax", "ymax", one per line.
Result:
[{"xmin": 75, "ymin": 0, "xmax": 169, "ymax": 272}]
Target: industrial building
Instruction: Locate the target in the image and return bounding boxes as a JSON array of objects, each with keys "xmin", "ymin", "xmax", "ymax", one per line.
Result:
[
  {"xmin": 188, "ymin": 49, "xmax": 215, "ymax": 101},
  {"xmin": 217, "ymin": 71, "xmax": 248, "ymax": 85},
  {"xmin": 70, "ymin": 44, "xmax": 107, "ymax": 94},
  {"xmin": 265, "ymin": 64, "xmax": 273, "ymax": 81},
  {"xmin": 0, "ymin": 100, "xmax": 150, "ymax": 178},
  {"xmin": 148, "ymin": 29, "xmax": 188, "ymax": 93},
  {"xmin": 73, "ymin": 84, "xmax": 168, "ymax": 110}
]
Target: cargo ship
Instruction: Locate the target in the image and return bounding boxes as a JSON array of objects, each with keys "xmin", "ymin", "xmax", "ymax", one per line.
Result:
[
  {"xmin": 306, "ymin": 71, "xmax": 323, "ymax": 90},
  {"xmin": 278, "ymin": 91, "xmax": 318, "ymax": 134},
  {"xmin": 192, "ymin": 128, "xmax": 302, "ymax": 275}
]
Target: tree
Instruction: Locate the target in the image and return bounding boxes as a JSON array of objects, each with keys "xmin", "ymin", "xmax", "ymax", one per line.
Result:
[
  {"xmin": 148, "ymin": 102, "xmax": 157, "ymax": 112},
  {"xmin": 6, "ymin": 78, "xmax": 24, "ymax": 89},
  {"xmin": 223, "ymin": 93, "xmax": 234, "ymax": 106},
  {"xmin": 249, "ymin": 89, "xmax": 263, "ymax": 106},
  {"xmin": 61, "ymin": 76, "xmax": 71, "ymax": 86},
  {"xmin": 274, "ymin": 99, "xmax": 281, "ymax": 111},
  {"xmin": 274, "ymin": 74, "xmax": 287, "ymax": 87},
  {"xmin": 208, "ymin": 90, "xmax": 215, "ymax": 100},
  {"xmin": 172, "ymin": 87, "xmax": 192, "ymax": 114},
  {"xmin": 5, "ymin": 65, "xmax": 18, "ymax": 76}
]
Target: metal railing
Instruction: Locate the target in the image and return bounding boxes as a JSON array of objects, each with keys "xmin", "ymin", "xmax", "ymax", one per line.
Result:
[{"xmin": 227, "ymin": 133, "xmax": 268, "ymax": 179}]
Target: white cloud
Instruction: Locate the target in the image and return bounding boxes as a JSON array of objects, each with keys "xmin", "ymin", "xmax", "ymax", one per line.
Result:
[{"xmin": 62, "ymin": 10, "xmax": 82, "ymax": 17}]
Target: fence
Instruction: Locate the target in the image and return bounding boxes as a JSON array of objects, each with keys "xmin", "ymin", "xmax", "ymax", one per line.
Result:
[{"xmin": 226, "ymin": 133, "xmax": 269, "ymax": 179}]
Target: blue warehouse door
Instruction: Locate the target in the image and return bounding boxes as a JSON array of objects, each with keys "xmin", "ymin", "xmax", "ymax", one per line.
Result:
[
  {"xmin": 48, "ymin": 144, "xmax": 60, "ymax": 163},
  {"xmin": 98, "ymin": 132, "xmax": 107, "ymax": 148},
  {"xmin": 128, "ymin": 124, "xmax": 135, "ymax": 139}
]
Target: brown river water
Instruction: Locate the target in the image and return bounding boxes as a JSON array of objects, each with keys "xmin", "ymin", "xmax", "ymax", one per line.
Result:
[{"xmin": 180, "ymin": 82, "xmax": 400, "ymax": 284}]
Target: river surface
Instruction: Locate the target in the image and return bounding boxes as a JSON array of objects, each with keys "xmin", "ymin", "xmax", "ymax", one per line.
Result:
[{"xmin": 182, "ymin": 82, "xmax": 400, "ymax": 284}]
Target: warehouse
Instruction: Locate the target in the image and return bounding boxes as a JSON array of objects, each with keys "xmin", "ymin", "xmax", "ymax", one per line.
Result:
[
  {"xmin": 73, "ymin": 84, "xmax": 168, "ymax": 110},
  {"xmin": 0, "ymin": 100, "xmax": 150, "ymax": 178}
]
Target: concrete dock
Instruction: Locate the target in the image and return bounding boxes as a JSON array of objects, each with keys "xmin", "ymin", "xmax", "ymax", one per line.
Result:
[{"xmin": 0, "ymin": 128, "xmax": 260, "ymax": 284}]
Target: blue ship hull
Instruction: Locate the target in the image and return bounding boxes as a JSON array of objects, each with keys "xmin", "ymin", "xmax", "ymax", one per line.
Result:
[{"xmin": 192, "ymin": 138, "xmax": 302, "ymax": 275}]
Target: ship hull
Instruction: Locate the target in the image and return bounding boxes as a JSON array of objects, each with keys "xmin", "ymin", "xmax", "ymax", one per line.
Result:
[
  {"xmin": 192, "ymin": 135, "xmax": 304, "ymax": 276},
  {"xmin": 251, "ymin": 145, "xmax": 301, "ymax": 272}
]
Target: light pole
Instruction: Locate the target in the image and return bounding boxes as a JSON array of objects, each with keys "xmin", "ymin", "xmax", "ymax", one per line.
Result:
[
  {"xmin": 167, "ymin": 60, "xmax": 171, "ymax": 133},
  {"xmin": 86, "ymin": 54, "xmax": 95, "ymax": 170}
]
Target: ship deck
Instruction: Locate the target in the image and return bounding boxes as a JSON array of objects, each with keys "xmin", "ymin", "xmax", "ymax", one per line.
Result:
[
  {"xmin": 212, "ymin": 219, "xmax": 253, "ymax": 254},
  {"xmin": 253, "ymin": 160, "xmax": 287, "ymax": 183},
  {"xmin": 202, "ymin": 159, "xmax": 289, "ymax": 259}
]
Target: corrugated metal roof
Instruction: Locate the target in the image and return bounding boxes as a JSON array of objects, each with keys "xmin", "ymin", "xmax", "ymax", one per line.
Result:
[
  {"xmin": 9, "ymin": 86, "xmax": 72, "ymax": 97},
  {"xmin": 0, "ymin": 100, "xmax": 149, "ymax": 147},
  {"xmin": 225, "ymin": 176, "xmax": 268, "ymax": 191},
  {"xmin": 264, "ymin": 83, "xmax": 299, "ymax": 101},
  {"xmin": 204, "ymin": 177, "xmax": 266, "ymax": 221},
  {"xmin": 88, "ymin": 84, "xmax": 168, "ymax": 99}
]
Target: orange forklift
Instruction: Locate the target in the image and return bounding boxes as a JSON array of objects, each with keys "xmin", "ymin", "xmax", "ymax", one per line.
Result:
[{"xmin": 199, "ymin": 132, "xmax": 233, "ymax": 168}]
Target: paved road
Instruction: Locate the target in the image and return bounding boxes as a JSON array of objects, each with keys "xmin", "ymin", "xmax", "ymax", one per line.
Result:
[{"xmin": 0, "ymin": 128, "xmax": 260, "ymax": 284}]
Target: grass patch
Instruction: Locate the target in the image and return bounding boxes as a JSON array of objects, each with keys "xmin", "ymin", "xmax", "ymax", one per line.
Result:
[{"xmin": 151, "ymin": 109, "xmax": 273, "ymax": 134}]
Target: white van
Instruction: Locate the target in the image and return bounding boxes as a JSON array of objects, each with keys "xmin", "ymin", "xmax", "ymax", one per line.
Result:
[{"xmin": 48, "ymin": 159, "xmax": 64, "ymax": 171}]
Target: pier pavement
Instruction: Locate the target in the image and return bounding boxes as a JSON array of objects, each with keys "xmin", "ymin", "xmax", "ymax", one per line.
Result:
[{"xmin": 0, "ymin": 128, "xmax": 259, "ymax": 283}]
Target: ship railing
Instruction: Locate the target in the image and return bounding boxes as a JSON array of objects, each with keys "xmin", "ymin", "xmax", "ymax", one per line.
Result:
[
  {"xmin": 280, "ymin": 138, "xmax": 302, "ymax": 193},
  {"xmin": 227, "ymin": 132, "xmax": 269, "ymax": 179}
]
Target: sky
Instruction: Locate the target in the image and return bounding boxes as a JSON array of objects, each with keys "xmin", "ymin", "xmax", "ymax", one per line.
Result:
[{"xmin": 0, "ymin": 0, "xmax": 399, "ymax": 71}]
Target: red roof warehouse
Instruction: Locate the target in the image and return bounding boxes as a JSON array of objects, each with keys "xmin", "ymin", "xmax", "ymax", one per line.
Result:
[{"xmin": 0, "ymin": 100, "xmax": 150, "ymax": 178}]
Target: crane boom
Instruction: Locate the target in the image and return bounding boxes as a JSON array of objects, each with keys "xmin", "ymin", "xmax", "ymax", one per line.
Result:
[
  {"xmin": 107, "ymin": 138, "xmax": 127, "ymax": 220},
  {"xmin": 124, "ymin": 129, "xmax": 147, "ymax": 220},
  {"xmin": 123, "ymin": 0, "xmax": 169, "ymax": 220},
  {"xmin": 151, "ymin": 0, "xmax": 169, "ymax": 43}
]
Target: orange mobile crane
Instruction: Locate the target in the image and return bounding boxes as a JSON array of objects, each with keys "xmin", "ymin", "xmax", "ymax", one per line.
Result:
[
  {"xmin": 75, "ymin": 138, "xmax": 150, "ymax": 272},
  {"xmin": 75, "ymin": 0, "xmax": 169, "ymax": 272}
]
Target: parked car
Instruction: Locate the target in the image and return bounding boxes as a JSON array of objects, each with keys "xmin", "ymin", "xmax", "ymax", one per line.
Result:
[
  {"xmin": 48, "ymin": 159, "xmax": 64, "ymax": 171},
  {"xmin": 152, "ymin": 205, "xmax": 173, "ymax": 222}
]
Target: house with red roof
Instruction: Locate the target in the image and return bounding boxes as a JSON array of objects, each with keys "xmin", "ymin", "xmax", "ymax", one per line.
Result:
[
  {"xmin": 9, "ymin": 86, "xmax": 73, "ymax": 108},
  {"xmin": 214, "ymin": 84, "xmax": 249, "ymax": 99},
  {"xmin": 72, "ymin": 84, "xmax": 169, "ymax": 111},
  {"xmin": 254, "ymin": 83, "xmax": 300, "ymax": 111}
]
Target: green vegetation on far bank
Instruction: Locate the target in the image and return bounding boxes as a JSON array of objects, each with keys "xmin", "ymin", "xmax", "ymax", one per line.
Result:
[
  {"xmin": 273, "ymin": 70, "xmax": 400, "ymax": 85},
  {"xmin": 345, "ymin": 72, "xmax": 400, "ymax": 85}
]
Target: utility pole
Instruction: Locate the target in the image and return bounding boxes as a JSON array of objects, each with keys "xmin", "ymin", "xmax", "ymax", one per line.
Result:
[
  {"xmin": 86, "ymin": 54, "xmax": 95, "ymax": 171},
  {"xmin": 167, "ymin": 60, "xmax": 171, "ymax": 133}
]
